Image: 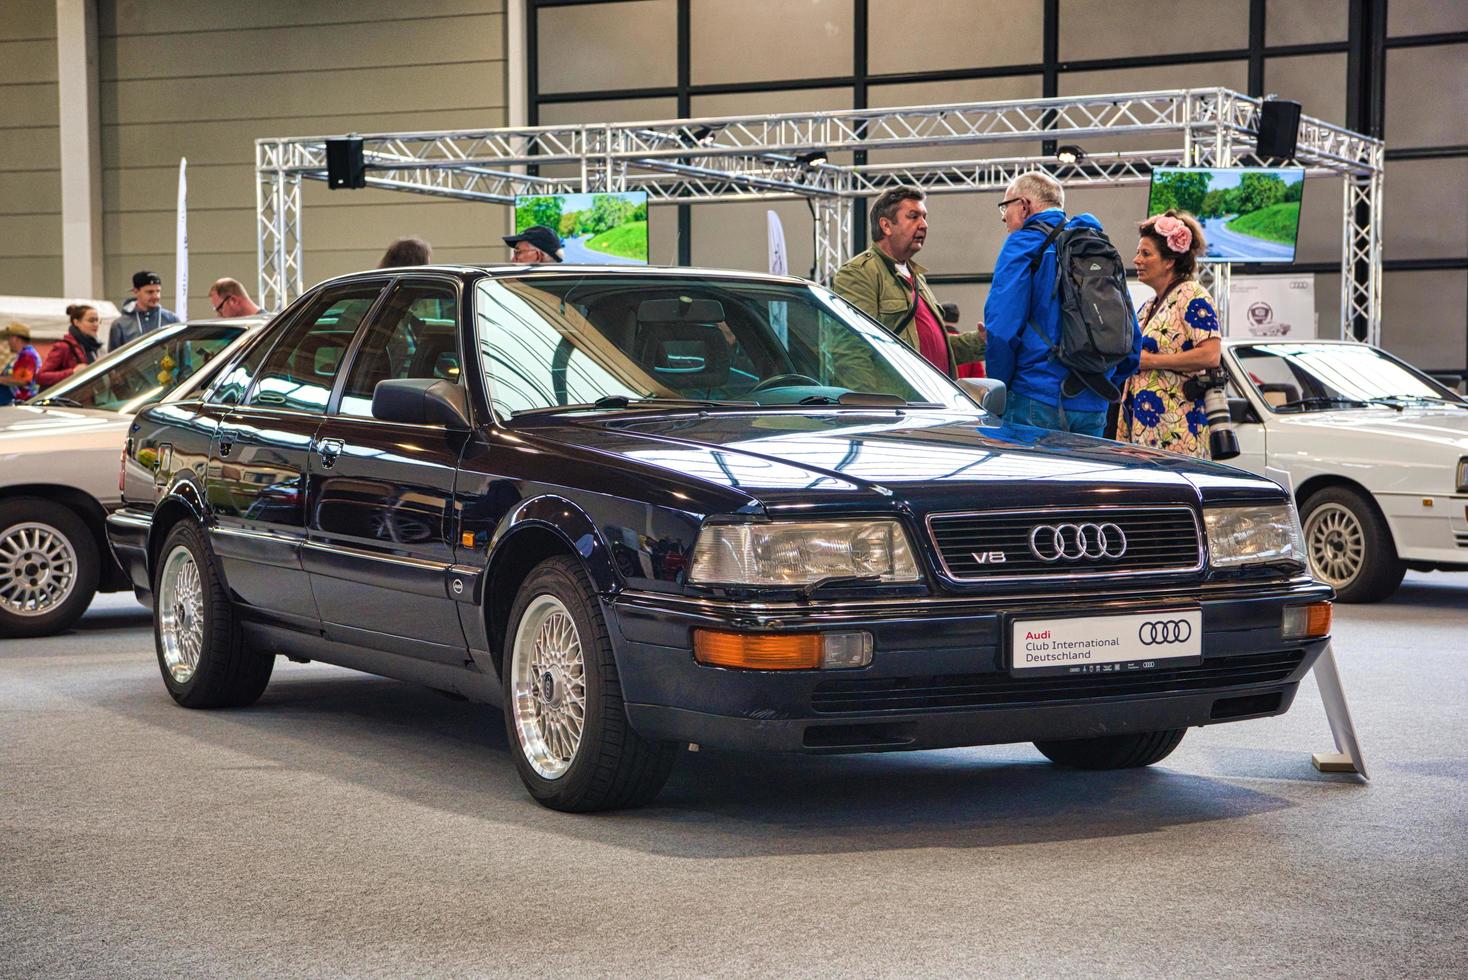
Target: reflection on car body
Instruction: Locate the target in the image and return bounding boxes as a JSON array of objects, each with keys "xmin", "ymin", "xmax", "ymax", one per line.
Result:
[{"xmin": 109, "ymin": 267, "xmax": 1332, "ymax": 812}]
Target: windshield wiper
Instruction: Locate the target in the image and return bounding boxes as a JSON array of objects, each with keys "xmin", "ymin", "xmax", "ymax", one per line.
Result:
[
  {"xmin": 800, "ymin": 574, "xmax": 881, "ymax": 600},
  {"xmin": 796, "ymin": 391, "xmax": 939, "ymax": 408},
  {"xmin": 513, "ymin": 395, "xmax": 756, "ymax": 416},
  {"xmin": 31, "ymin": 396, "xmax": 81, "ymax": 408},
  {"xmin": 1379, "ymin": 395, "xmax": 1468, "ymax": 409},
  {"xmin": 1276, "ymin": 395, "xmax": 1388, "ymax": 412}
]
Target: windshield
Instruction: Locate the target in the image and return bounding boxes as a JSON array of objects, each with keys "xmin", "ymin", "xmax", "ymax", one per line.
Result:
[
  {"xmin": 37, "ymin": 322, "xmax": 247, "ymax": 414},
  {"xmin": 473, "ymin": 273, "xmax": 973, "ymax": 415},
  {"xmin": 1231, "ymin": 342, "xmax": 1464, "ymax": 413}
]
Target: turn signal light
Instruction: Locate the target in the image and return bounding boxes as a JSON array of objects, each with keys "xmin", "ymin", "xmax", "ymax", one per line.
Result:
[
  {"xmin": 693, "ymin": 630, "xmax": 873, "ymax": 670},
  {"xmin": 1282, "ymin": 602, "xmax": 1332, "ymax": 639}
]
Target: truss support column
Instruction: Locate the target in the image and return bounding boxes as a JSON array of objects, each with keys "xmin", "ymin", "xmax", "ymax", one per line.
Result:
[
  {"xmin": 1342, "ymin": 157, "xmax": 1383, "ymax": 344},
  {"xmin": 256, "ymin": 141, "xmax": 303, "ymax": 311},
  {"xmin": 813, "ymin": 193, "xmax": 854, "ymax": 286}
]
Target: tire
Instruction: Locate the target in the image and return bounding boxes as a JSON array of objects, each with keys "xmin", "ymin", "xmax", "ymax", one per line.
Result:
[
  {"xmin": 503, "ymin": 556, "xmax": 677, "ymax": 812},
  {"xmin": 153, "ymin": 521, "xmax": 273, "ymax": 708},
  {"xmin": 0, "ymin": 497, "xmax": 100, "ymax": 638},
  {"xmin": 1301, "ymin": 485, "xmax": 1405, "ymax": 603},
  {"xmin": 1034, "ymin": 728, "xmax": 1186, "ymax": 770}
]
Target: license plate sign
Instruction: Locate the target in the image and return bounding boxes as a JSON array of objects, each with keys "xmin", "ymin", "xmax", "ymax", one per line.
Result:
[{"xmin": 1010, "ymin": 609, "xmax": 1202, "ymax": 676}]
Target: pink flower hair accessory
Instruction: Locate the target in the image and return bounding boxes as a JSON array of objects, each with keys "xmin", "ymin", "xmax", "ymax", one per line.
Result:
[{"xmin": 1148, "ymin": 214, "xmax": 1193, "ymax": 254}]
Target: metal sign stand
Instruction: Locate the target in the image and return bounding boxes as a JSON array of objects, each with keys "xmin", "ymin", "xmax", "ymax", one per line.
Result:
[{"xmin": 1310, "ymin": 643, "xmax": 1369, "ymax": 778}]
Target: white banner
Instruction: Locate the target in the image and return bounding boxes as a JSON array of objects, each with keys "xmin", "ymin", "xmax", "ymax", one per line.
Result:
[
  {"xmin": 766, "ymin": 210, "xmax": 787, "ymax": 276},
  {"xmin": 175, "ymin": 158, "xmax": 189, "ymax": 320},
  {"xmin": 767, "ymin": 210, "xmax": 788, "ymax": 344},
  {"xmin": 1227, "ymin": 273, "xmax": 1316, "ymax": 339}
]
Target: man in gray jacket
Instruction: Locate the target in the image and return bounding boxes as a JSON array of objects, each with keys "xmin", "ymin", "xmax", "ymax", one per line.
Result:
[{"xmin": 109, "ymin": 270, "xmax": 179, "ymax": 352}]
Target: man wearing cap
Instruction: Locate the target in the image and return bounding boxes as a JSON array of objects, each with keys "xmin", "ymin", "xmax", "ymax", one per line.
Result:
[
  {"xmin": 109, "ymin": 270, "xmax": 180, "ymax": 352},
  {"xmin": 0, "ymin": 322, "xmax": 42, "ymax": 405},
  {"xmin": 504, "ymin": 226, "xmax": 564, "ymax": 264}
]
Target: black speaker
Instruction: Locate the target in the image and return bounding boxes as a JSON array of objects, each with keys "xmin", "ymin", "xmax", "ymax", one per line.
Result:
[
  {"xmin": 1256, "ymin": 100, "xmax": 1302, "ymax": 161},
  {"xmin": 326, "ymin": 137, "xmax": 366, "ymax": 190}
]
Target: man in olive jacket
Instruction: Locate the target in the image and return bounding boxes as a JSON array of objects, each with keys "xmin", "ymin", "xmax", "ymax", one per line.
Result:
[{"xmin": 831, "ymin": 186, "xmax": 985, "ymax": 393}]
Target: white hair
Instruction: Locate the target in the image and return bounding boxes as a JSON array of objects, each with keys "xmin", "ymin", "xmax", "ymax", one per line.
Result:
[{"xmin": 1008, "ymin": 170, "xmax": 1064, "ymax": 209}]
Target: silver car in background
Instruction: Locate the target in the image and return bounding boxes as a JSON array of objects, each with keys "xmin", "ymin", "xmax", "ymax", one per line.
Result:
[{"xmin": 0, "ymin": 318, "xmax": 265, "ymax": 636}]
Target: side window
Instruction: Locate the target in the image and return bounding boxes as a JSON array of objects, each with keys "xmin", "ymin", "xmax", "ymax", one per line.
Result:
[
  {"xmin": 244, "ymin": 285, "xmax": 384, "ymax": 414},
  {"xmin": 338, "ymin": 282, "xmax": 461, "ymax": 418},
  {"xmin": 209, "ymin": 326, "xmax": 281, "ymax": 406}
]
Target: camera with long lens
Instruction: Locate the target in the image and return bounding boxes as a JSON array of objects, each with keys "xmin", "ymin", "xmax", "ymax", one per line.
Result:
[{"xmin": 1181, "ymin": 367, "xmax": 1240, "ymax": 460}]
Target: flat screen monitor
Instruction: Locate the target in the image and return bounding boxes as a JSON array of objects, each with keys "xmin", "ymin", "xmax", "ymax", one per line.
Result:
[
  {"xmin": 1147, "ymin": 167, "xmax": 1305, "ymax": 263},
  {"xmin": 513, "ymin": 191, "xmax": 649, "ymax": 264}
]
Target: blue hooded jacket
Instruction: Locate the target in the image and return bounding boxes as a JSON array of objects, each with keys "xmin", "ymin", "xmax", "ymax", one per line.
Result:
[{"xmin": 984, "ymin": 210, "xmax": 1142, "ymax": 414}]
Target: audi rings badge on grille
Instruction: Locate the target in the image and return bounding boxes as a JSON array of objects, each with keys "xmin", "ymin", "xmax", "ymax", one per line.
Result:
[
  {"xmin": 1138, "ymin": 619, "xmax": 1193, "ymax": 645},
  {"xmin": 1027, "ymin": 522, "xmax": 1127, "ymax": 562}
]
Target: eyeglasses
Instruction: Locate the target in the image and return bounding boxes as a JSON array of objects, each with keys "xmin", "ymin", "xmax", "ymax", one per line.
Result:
[
  {"xmin": 512, "ymin": 245, "xmax": 540, "ymax": 260},
  {"xmin": 212, "ymin": 296, "xmax": 229, "ymax": 314},
  {"xmin": 997, "ymin": 197, "xmax": 1025, "ymax": 214}
]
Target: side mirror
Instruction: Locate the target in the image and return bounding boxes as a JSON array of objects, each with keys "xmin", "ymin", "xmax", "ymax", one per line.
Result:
[
  {"xmin": 957, "ymin": 377, "xmax": 1007, "ymax": 417},
  {"xmin": 1228, "ymin": 397, "xmax": 1260, "ymax": 424},
  {"xmin": 371, "ymin": 378, "xmax": 472, "ymax": 428}
]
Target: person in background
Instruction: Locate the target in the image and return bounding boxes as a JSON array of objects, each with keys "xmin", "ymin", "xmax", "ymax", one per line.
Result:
[
  {"xmin": 503, "ymin": 226, "xmax": 564, "ymax": 264},
  {"xmin": 1120, "ymin": 209, "xmax": 1220, "ymax": 457},
  {"xmin": 208, "ymin": 278, "xmax": 265, "ymax": 318},
  {"xmin": 940, "ymin": 302, "xmax": 987, "ymax": 379},
  {"xmin": 38, "ymin": 304, "xmax": 103, "ymax": 388},
  {"xmin": 0, "ymin": 322, "xmax": 43, "ymax": 405},
  {"xmin": 831, "ymin": 187, "xmax": 985, "ymax": 392},
  {"xmin": 109, "ymin": 270, "xmax": 179, "ymax": 352},
  {"xmin": 378, "ymin": 237, "xmax": 433, "ymax": 268},
  {"xmin": 983, "ymin": 170, "xmax": 1140, "ymax": 436}
]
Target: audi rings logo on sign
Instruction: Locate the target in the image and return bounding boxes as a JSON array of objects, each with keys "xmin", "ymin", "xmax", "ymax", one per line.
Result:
[
  {"xmin": 1027, "ymin": 522, "xmax": 1127, "ymax": 562},
  {"xmin": 1138, "ymin": 619, "xmax": 1193, "ymax": 645}
]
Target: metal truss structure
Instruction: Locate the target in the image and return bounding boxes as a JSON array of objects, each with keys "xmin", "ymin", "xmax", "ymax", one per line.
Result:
[{"xmin": 257, "ymin": 88, "xmax": 1384, "ymax": 342}]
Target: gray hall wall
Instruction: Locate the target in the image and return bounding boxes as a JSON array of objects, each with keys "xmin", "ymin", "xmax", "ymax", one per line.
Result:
[
  {"xmin": 0, "ymin": 1, "xmax": 63, "ymax": 298},
  {"xmin": 97, "ymin": 0, "xmax": 508, "ymax": 320}
]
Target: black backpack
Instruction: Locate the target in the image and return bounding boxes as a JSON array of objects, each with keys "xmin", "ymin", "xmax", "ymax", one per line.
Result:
[{"xmin": 1025, "ymin": 220, "xmax": 1137, "ymax": 402}]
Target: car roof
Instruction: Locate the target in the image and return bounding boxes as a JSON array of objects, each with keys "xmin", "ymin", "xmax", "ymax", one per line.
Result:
[{"xmin": 304, "ymin": 264, "xmax": 813, "ymax": 292}]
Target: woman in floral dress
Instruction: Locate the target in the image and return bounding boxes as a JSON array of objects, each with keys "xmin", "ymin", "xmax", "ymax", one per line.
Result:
[{"xmin": 1121, "ymin": 209, "xmax": 1221, "ymax": 458}]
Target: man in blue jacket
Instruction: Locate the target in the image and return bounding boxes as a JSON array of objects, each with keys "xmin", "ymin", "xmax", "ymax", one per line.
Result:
[{"xmin": 983, "ymin": 171, "xmax": 1141, "ymax": 436}]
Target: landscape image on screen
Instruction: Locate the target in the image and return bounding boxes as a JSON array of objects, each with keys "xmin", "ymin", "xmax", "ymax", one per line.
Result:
[
  {"xmin": 1147, "ymin": 167, "xmax": 1305, "ymax": 263},
  {"xmin": 514, "ymin": 191, "xmax": 649, "ymax": 264}
]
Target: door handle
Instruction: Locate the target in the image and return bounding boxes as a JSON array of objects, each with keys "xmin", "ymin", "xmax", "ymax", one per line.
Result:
[
  {"xmin": 218, "ymin": 428, "xmax": 236, "ymax": 457},
  {"xmin": 317, "ymin": 438, "xmax": 344, "ymax": 469}
]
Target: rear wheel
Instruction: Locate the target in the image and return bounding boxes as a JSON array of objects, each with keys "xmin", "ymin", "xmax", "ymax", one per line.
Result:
[
  {"xmin": 1034, "ymin": 729, "xmax": 1186, "ymax": 769},
  {"xmin": 0, "ymin": 498, "xmax": 99, "ymax": 638},
  {"xmin": 503, "ymin": 556, "xmax": 677, "ymax": 811},
  {"xmin": 1301, "ymin": 486, "xmax": 1404, "ymax": 603},
  {"xmin": 154, "ymin": 521, "xmax": 273, "ymax": 708}
]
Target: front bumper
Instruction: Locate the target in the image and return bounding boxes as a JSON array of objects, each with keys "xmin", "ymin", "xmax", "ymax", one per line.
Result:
[{"xmin": 609, "ymin": 577, "xmax": 1332, "ymax": 753}]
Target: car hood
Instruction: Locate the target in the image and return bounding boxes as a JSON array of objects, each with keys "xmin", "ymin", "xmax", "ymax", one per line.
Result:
[
  {"xmin": 520, "ymin": 409, "xmax": 1276, "ymax": 514},
  {"xmin": 1266, "ymin": 405, "xmax": 1468, "ymax": 453}
]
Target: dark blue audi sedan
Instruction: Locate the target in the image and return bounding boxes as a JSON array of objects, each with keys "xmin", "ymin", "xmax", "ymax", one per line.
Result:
[{"xmin": 107, "ymin": 266, "xmax": 1332, "ymax": 811}]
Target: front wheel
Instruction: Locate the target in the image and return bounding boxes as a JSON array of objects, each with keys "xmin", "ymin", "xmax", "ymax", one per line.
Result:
[
  {"xmin": 0, "ymin": 498, "xmax": 99, "ymax": 638},
  {"xmin": 153, "ymin": 521, "xmax": 273, "ymax": 708},
  {"xmin": 503, "ymin": 556, "xmax": 677, "ymax": 811},
  {"xmin": 1034, "ymin": 729, "xmax": 1186, "ymax": 769},
  {"xmin": 1301, "ymin": 486, "xmax": 1404, "ymax": 603}
]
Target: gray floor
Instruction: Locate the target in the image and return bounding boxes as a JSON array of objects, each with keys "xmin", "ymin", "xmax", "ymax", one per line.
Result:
[{"xmin": 2, "ymin": 573, "xmax": 1465, "ymax": 978}]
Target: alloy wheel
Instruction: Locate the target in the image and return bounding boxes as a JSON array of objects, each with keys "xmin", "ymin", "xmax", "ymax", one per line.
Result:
[
  {"xmin": 0, "ymin": 522, "xmax": 78, "ymax": 617},
  {"xmin": 1305, "ymin": 502, "xmax": 1365, "ymax": 588},
  {"xmin": 510, "ymin": 594, "xmax": 588, "ymax": 780},
  {"xmin": 158, "ymin": 544, "xmax": 205, "ymax": 683}
]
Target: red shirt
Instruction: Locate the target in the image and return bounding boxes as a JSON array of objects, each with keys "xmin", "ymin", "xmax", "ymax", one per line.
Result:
[{"xmin": 902, "ymin": 275, "xmax": 948, "ymax": 373}]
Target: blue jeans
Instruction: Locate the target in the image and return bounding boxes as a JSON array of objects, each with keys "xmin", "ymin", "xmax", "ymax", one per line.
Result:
[{"xmin": 1004, "ymin": 390, "xmax": 1107, "ymax": 437}]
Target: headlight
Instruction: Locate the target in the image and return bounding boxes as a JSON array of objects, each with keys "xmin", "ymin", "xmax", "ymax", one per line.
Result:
[
  {"xmin": 1204, "ymin": 502, "xmax": 1305, "ymax": 568},
  {"xmin": 689, "ymin": 519, "xmax": 921, "ymax": 586},
  {"xmin": 1457, "ymin": 456, "xmax": 1467, "ymax": 493}
]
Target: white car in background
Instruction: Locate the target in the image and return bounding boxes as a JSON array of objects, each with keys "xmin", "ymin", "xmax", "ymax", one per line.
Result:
[
  {"xmin": 1220, "ymin": 338, "xmax": 1468, "ymax": 602},
  {"xmin": 0, "ymin": 318, "xmax": 265, "ymax": 636}
]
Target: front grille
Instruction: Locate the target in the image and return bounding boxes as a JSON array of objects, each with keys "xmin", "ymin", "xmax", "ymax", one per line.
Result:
[
  {"xmin": 927, "ymin": 505, "xmax": 1202, "ymax": 581},
  {"xmin": 810, "ymin": 650, "xmax": 1306, "ymax": 714}
]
